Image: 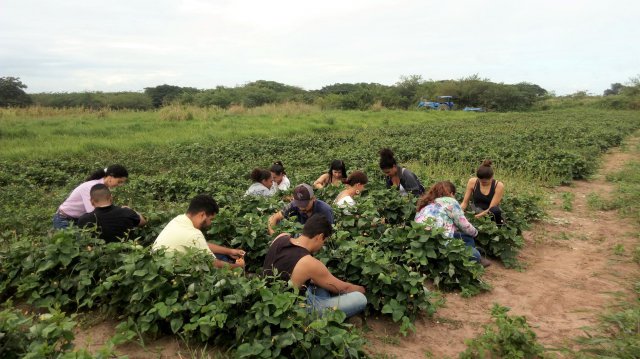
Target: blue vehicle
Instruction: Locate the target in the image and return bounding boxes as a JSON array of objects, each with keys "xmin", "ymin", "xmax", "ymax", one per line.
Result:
[{"xmin": 418, "ymin": 96, "xmax": 454, "ymax": 110}]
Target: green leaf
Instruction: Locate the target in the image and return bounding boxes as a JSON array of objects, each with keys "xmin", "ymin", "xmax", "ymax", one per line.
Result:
[{"xmin": 170, "ymin": 317, "xmax": 183, "ymax": 333}]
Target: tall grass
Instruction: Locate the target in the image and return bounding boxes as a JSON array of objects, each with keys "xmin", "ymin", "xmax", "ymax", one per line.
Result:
[{"xmin": 0, "ymin": 105, "xmax": 468, "ymax": 160}]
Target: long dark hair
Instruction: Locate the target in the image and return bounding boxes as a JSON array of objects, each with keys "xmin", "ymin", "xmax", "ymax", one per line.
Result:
[
  {"xmin": 270, "ymin": 161, "xmax": 286, "ymax": 176},
  {"xmin": 379, "ymin": 148, "xmax": 397, "ymax": 170},
  {"xmin": 328, "ymin": 160, "xmax": 347, "ymax": 182},
  {"xmin": 86, "ymin": 164, "xmax": 128, "ymax": 181},
  {"xmin": 416, "ymin": 181, "xmax": 456, "ymax": 211}
]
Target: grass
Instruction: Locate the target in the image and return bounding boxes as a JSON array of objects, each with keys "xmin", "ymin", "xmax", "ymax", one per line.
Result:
[
  {"xmin": 561, "ymin": 192, "xmax": 575, "ymax": 211},
  {"xmin": 605, "ymin": 161, "xmax": 640, "ymax": 225},
  {"xmin": 586, "ymin": 192, "xmax": 621, "ymax": 211},
  {"xmin": 0, "ymin": 105, "xmax": 479, "ymax": 160},
  {"xmin": 573, "ymin": 134, "xmax": 640, "ymax": 358}
]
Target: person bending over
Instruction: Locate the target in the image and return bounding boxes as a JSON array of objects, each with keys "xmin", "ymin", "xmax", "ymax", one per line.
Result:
[
  {"xmin": 313, "ymin": 160, "xmax": 347, "ymax": 189},
  {"xmin": 268, "ymin": 184, "xmax": 334, "ymax": 235},
  {"xmin": 245, "ymin": 168, "xmax": 276, "ymax": 197},
  {"xmin": 78, "ymin": 184, "xmax": 147, "ymax": 242},
  {"xmin": 263, "ymin": 214, "xmax": 367, "ymax": 318},
  {"xmin": 416, "ymin": 181, "xmax": 491, "ymax": 267},
  {"xmin": 379, "ymin": 148, "xmax": 424, "ymax": 196},
  {"xmin": 53, "ymin": 164, "xmax": 129, "ymax": 229},
  {"xmin": 153, "ymin": 194, "xmax": 245, "ymax": 268},
  {"xmin": 335, "ymin": 171, "xmax": 368, "ymax": 207},
  {"xmin": 461, "ymin": 160, "xmax": 505, "ymax": 225},
  {"xmin": 270, "ymin": 161, "xmax": 291, "ymax": 191}
]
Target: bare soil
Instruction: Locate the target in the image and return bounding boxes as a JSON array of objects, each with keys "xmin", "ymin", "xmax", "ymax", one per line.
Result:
[
  {"xmin": 73, "ymin": 136, "xmax": 640, "ymax": 358},
  {"xmin": 366, "ymin": 135, "xmax": 640, "ymax": 358}
]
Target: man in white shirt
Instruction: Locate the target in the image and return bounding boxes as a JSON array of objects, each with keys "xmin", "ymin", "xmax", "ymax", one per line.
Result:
[{"xmin": 153, "ymin": 194, "xmax": 245, "ymax": 268}]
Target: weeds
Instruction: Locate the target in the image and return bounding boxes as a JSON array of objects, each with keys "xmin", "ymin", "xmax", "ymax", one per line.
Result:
[
  {"xmin": 586, "ymin": 192, "xmax": 620, "ymax": 211},
  {"xmin": 561, "ymin": 192, "xmax": 574, "ymax": 211},
  {"xmin": 575, "ymin": 282, "xmax": 640, "ymax": 358},
  {"xmin": 460, "ymin": 304, "xmax": 547, "ymax": 359},
  {"xmin": 613, "ymin": 243, "xmax": 626, "ymax": 255}
]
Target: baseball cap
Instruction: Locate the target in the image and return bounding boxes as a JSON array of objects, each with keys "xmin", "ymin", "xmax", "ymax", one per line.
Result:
[{"xmin": 292, "ymin": 183, "xmax": 314, "ymax": 208}]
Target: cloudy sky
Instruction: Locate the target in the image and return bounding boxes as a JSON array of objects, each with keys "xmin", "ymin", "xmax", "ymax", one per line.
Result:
[{"xmin": 2, "ymin": 0, "xmax": 638, "ymax": 95}]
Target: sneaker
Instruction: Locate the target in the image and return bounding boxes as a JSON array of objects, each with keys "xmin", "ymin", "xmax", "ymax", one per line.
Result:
[{"xmin": 479, "ymin": 257, "xmax": 492, "ymax": 267}]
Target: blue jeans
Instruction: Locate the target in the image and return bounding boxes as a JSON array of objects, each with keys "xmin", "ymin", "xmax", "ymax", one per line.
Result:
[
  {"xmin": 306, "ymin": 285, "xmax": 367, "ymax": 318},
  {"xmin": 453, "ymin": 232, "xmax": 481, "ymax": 262},
  {"xmin": 214, "ymin": 253, "xmax": 235, "ymax": 263},
  {"xmin": 52, "ymin": 212, "xmax": 76, "ymax": 229}
]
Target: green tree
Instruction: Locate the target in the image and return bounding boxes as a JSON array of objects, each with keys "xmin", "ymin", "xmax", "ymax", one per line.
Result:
[
  {"xmin": 0, "ymin": 77, "xmax": 33, "ymax": 107},
  {"xmin": 621, "ymin": 75, "xmax": 640, "ymax": 96},
  {"xmin": 195, "ymin": 87, "xmax": 239, "ymax": 109},
  {"xmin": 144, "ymin": 85, "xmax": 199, "ymax": 108},
  {"xmin": 603, "ymin": 83, "xmax": 625, "ymax": 96},
  {"xmin": 394, "ymin": 75, "xmax": 423, "ymax": 109}
]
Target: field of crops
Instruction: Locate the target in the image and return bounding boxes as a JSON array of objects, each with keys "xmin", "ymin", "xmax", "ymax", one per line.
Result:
[{"xmin": 1, "ymin": 108, "xmax": 639, "ymax": 357}]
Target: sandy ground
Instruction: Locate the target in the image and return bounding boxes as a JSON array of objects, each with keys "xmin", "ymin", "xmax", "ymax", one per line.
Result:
[
  {"xmin": 74, "ymin": 135, "xmax": 640, "ymax": 358},
  {"xmin": 366, "ymin": 135, "xmax": 640, "ymax": 358}
]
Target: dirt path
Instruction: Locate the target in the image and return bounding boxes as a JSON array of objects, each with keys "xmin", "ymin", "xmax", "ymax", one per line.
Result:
[{"xmin": 367, "ymin": 134, "xmax": 640, "ymax": 358}]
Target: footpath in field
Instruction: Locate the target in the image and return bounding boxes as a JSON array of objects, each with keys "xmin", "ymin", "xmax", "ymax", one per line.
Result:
[{"xmin": 367, "ymin": 134, "xmax": 640, "ymax": 358}]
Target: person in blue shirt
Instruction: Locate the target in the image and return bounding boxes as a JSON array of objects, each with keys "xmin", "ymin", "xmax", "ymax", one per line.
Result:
[{"xmin": 268, "ymin": 183, "xmax": 334, "ymax": 235}]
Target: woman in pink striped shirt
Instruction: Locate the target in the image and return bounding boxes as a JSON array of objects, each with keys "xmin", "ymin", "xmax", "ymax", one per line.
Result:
[{"xmin": 53, "ymin": 164, "xmax": 129, "ymax": 229}]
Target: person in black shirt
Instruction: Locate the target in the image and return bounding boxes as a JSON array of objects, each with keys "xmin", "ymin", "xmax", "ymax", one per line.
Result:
[
  {"xmin": 77, "ymin": 184, "xmax": 147, "ymax": 242},
  {"xmin": 461, "ymin": 159, "xmax": 505, "ymax": 225},
  {"xmin": 263, "ymin": 215, "xmax": 367, "ymax": 318}
]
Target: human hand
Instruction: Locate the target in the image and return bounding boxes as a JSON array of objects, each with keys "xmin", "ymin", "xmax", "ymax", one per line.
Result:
[
  {"xmin": 235, "ymin": 257, "xmax": 246, "ymax": 267},
  {"xmin": 229, "ymin": 249, "xmax": 246, "ymax": 259},
  {"xmin": 474, "ymin": 211, "xmax": 488, "ymax": 218},
  {"xmin": 353, "ymin": 285, "xmax": 366, "ymax": 294}
]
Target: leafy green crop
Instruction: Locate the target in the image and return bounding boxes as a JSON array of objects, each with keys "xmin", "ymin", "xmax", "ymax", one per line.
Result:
[{"xmin": 460, "ymin": 304, "xmax": 547, "ymax": 359}]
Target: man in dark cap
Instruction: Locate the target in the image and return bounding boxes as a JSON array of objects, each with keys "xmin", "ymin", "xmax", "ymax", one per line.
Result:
[{"xmin": 267, "ymin": 183, "xmax": 334, "ymax": 235}]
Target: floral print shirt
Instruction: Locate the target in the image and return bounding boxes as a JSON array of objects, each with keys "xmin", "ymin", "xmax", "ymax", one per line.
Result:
[{"xmin": 414, "ymin": 197, "xmax": 478, "ymax": 238}]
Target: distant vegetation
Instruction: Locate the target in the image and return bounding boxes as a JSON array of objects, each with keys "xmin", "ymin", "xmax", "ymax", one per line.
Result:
[{"xmin": 2, "ymin": 74, "xmax": 640, "ymax": 112}]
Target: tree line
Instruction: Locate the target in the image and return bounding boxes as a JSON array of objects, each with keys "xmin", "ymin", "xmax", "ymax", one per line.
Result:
[{"xmin": 2, "ymin": 75, "xmax": 639, "ymax": 112}]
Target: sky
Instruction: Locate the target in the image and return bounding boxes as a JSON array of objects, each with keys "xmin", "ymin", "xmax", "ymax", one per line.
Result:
[{"xmin": 1, "ymin": 0, "xmax": 638, "ymax": 95}]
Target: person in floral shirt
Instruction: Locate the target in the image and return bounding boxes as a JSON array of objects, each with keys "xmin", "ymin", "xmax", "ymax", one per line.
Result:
[{"xmin": 415, "ymin": 181, "xmax": 491, "ymax": 267}]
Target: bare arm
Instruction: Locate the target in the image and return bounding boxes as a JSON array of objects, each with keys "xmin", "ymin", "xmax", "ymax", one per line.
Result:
[
  {"xmin": 268, "ymin": 211, "xmax": 284, "ymax": 235},
  {"xmin": 207, "ymin": 243, "xmax": 245, "ymax": 258},
  {"xmin": 296, "ymin": 256, "xmax": 365, "ymax": 294},
  {"xmin": 489, "ymin": 181, "xmax": 505, "ymax": 209},
  {"xmin": 460, "ymin": 178, "xmax": 476, "ymax": 211},
  {"xmin": 137, "ymin": 212, "xmax": 147, "ymax": 227},
  {"xmin": 313, "ymin": 173, "xmax": 329, "ymax": 189},
  {"xmin": 207, "ymin": 243, "xmax": 246, "ymax": 268}
]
